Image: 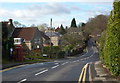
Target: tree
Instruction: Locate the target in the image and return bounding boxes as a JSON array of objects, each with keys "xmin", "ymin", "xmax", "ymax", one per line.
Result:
[
  {"xmin": 2, "ymin": 23, "xmax": 8, "ymax": 40},
  {"xmin": 30, "ymin": 24, "xmax": 36, "ymax": 27},
  {"xmin": 57, "ymin": 24, "xmax": 66, "ymax": 35},
  {"xmin": 37, "ymin": 23, "xmax": 48, "ymax": 32},
  {"xmin": 81, "ymin": 23, "xmax": 86, "ymax": 27},
  {"xmin": 13, "ymin": 21, "xmax": 26, "ymax": 27},
  {"xmin": 61, "ymin": 28, "xmax": 85, "ymax": 47},
  {"xmin": 70, "ymin": 18, "xmax": 77, "ymax": 28},
  {"xmin": 78, "ymin": 22, "xmax": 86, "ymax": 28},
  {"xmin": 102, "ymin": 1, "xmax": 120, "ymax": 76},
  {"xmin": 83, "ymin": 15, "xmax": 108, "ymax": 36}
]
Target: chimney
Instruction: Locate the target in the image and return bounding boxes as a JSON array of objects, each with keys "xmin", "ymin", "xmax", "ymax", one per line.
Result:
[{"xmin": 9, "ymin": 19, "xmax": 13, "ymax": 25}]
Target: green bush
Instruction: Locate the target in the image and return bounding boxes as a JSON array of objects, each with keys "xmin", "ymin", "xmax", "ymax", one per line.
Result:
[
  {"xmin": 100, "ymin": 31, "xmax": 106, "ymax": 63},
  {"xmin": 58, "ymin": 51, "xmax": 65, "ymax": 58},
  {"xmin": 43, "ymin": 46, "xmax": 60, "ymax": 58},
  {"xmin": 100, "ymin": 1, "xmax": 120, "ymax": 76}
]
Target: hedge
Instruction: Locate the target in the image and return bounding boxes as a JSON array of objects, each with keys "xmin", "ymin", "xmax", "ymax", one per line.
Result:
[{"xmin": 100, "ymin": 1, "xmax": 120, "ymax": 76}]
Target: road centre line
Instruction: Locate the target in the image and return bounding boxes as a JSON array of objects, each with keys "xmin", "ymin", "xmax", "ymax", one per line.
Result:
[
  {"xmin": 61, "ymin": 62, "xmax": 68, "ymax": 65},
  {"xmin": 61, "ymin": 63, "xmax": 66, "ymax": 65},
  {"xmin": 35, "ymin": 69, "xmax": 48, "ymax": 76},
  {"xmin": 52, "ymin": 65, "xmax": 59, "ymax": 69},
  {"xmin": 80, "ymin": 52, "xmax": 95, "ymax": 61},
  {"xmin": 55, "ymin": 63, "xmax": 59, "ymax": 64},
  {"xmin": 66, "ymin": 62, "xmax": 68, "ymax": 63},
  {"xmin": 17, "ymin": 79, "xmax": 27, "ymax": 83}
]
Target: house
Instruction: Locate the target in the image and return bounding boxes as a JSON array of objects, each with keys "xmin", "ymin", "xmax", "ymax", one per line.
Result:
[
  {"xmin": 45, "ymin": 29, "xmax": 62, "ymax": 46},
  {"xmin": 12, "ymin": 27, "xmax": 43, "ymax": 51},
  {"xmin": 40, "ymin": 31, "xmax": 51, "ymax": 46}
]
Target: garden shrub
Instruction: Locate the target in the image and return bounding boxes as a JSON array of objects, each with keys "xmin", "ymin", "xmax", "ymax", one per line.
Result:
[{"xmin": 58, "ymin": 51, "xmax": 65, "ymax": 58}]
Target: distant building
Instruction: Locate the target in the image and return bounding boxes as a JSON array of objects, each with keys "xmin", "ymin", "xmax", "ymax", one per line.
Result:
[
  {"xmin": 45, "ymin": 29, "xmax": 62, "ymax": 46},
  {"xmin": 40, "ymin": 31, "xmax": 51, "ymax": 46}
]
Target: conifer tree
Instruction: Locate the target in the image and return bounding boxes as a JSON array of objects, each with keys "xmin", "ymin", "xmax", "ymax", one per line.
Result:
[
  {"xmin": 58, "ymin": 24, "xmax": 66, "ymax": 35},
  {"xmin": 70, "ymin": 18, "xmax": 77, "ymax": 28}
]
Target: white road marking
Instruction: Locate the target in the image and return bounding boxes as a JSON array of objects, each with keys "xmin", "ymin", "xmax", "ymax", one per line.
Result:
[
  {"xmin": 66, "ymin": 62, "xmax": 68, "ymax": 63},
  {"xmin": 61, "ymin": 62, "xmax": 69, "ymax": 65},
  {"xmin": 61, "ymin": 63, "xmax": 66, "ymax": 65},
  {"xmin": 54, "ymin": 61, "xmax": 60, "ymax": 62},
  {"xmin": 40, "ymin": 63, "xmax": 44, "ymax": 65},
  {"xmin": 17, "ymin": 79, "xmax": 27, "ymax": 83},
  {"xmin": 80, "ymin": 59, "xmax": 83, "ymax": 60},
  {"xmin": 55, "ymin": 63, "xmax": 59, "ymax": 64},
  {"xmin": 51, "ymin": 65, "xmax": 59, "ymax": 69},
  {"xmin": 73, "ymin": 61, "xmax": 77, "ymax": 63},
  {"xmin": 35, "ymin": 69, "xmax": 48, "ymax": 76},
  {"xmin": 80, "ymin": 52, "xmax": 95, "ymax": 61}
]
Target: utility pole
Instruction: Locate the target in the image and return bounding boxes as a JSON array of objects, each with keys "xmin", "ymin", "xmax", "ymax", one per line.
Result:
[{"xmin": 50, "ymin": 18, "xmax": 52, "ymax": 58}]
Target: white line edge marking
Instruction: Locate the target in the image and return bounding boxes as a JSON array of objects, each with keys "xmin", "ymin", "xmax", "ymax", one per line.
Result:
[
  {"xmin": 52, "ymin": 65, "xmax": 59, "ymax": 69},
  {"xmin": 35, "ymin": 69, "xmax": 48, "ymax": 76},
  {"xmin": 17, "ymin": 79, "xmax": 27, "ymax": 83}
]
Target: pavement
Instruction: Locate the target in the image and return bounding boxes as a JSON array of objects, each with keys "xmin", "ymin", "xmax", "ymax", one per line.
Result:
[{"xmin": 89, "ymin": 61, "xmax": 120, "ymax": 83}]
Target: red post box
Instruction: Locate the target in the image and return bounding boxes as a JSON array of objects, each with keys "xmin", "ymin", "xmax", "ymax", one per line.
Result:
[{"xmin": 14, "ymin": 45, "xmax": 23, "ymax": 61}]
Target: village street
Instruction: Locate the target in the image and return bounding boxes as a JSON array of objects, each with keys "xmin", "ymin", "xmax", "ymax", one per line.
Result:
[{"xmin": 2, "ymin": 40, "xmax": 100, "ymax": 82}]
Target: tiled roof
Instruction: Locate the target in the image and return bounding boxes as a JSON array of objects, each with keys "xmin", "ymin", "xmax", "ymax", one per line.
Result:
[
  {"xmin": 12, "ymin": 27, "xmax": 37, "ymax": 41},
  {"xmin": 40, "ymin": 31, "xmax": 50, "ymax": 40},
  {"xmin": 45, "ymin": 32, "xmax": 62, "ymax": 37}
]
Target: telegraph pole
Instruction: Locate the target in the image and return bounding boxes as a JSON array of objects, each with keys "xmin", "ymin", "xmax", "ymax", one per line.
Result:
[
  {"xmin": 50, "ymin": 18, "xmax": 52, "ymax": 47},
  {"xmin": 50, "ymin": 18, "xmax": 52, "ymax": 58}
]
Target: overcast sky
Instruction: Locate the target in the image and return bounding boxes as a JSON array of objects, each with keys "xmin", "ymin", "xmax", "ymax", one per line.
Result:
[{"xmin": 0, "ymin": 0, "xmax": 113, "ymax": 27}]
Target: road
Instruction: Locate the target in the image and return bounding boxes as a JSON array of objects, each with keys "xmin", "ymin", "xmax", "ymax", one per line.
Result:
[{"xmin": 2, "ymin": 42, "xmax": 99, "ymax": 82}]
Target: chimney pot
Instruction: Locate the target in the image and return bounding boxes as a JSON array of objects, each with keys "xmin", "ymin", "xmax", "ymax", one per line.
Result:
[{"xmin": 9, "ymin": 19, "xmax": 13, "ymax": 24}]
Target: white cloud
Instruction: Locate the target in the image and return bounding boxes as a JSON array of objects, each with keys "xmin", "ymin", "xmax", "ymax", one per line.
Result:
[
  {"xmin": 0, "ymin": 0, "xmax": 114, "ymax": 2},
  {"xmin": 28, "ymin": 3, "xmax": 71, "ymax": 15},
  {"xmin": 0, "ymin": 3, "xmax": 80, "ymax": 20},
  {"xmin": 0, "ymin": 2, "xmax": 112, "ymax": 27}
]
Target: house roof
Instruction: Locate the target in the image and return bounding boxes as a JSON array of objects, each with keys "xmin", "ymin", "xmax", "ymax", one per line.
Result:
[
  {"xmin": 40, "ymin": 31, "xmax": 50, "ymax": 40},
  {"xmin": 45, "ymin": 32, "xmax": 62, "ymax": 37},
  {"xmin": 12, "ymin": 27, "xmax": 37, "ymax": 41}
]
